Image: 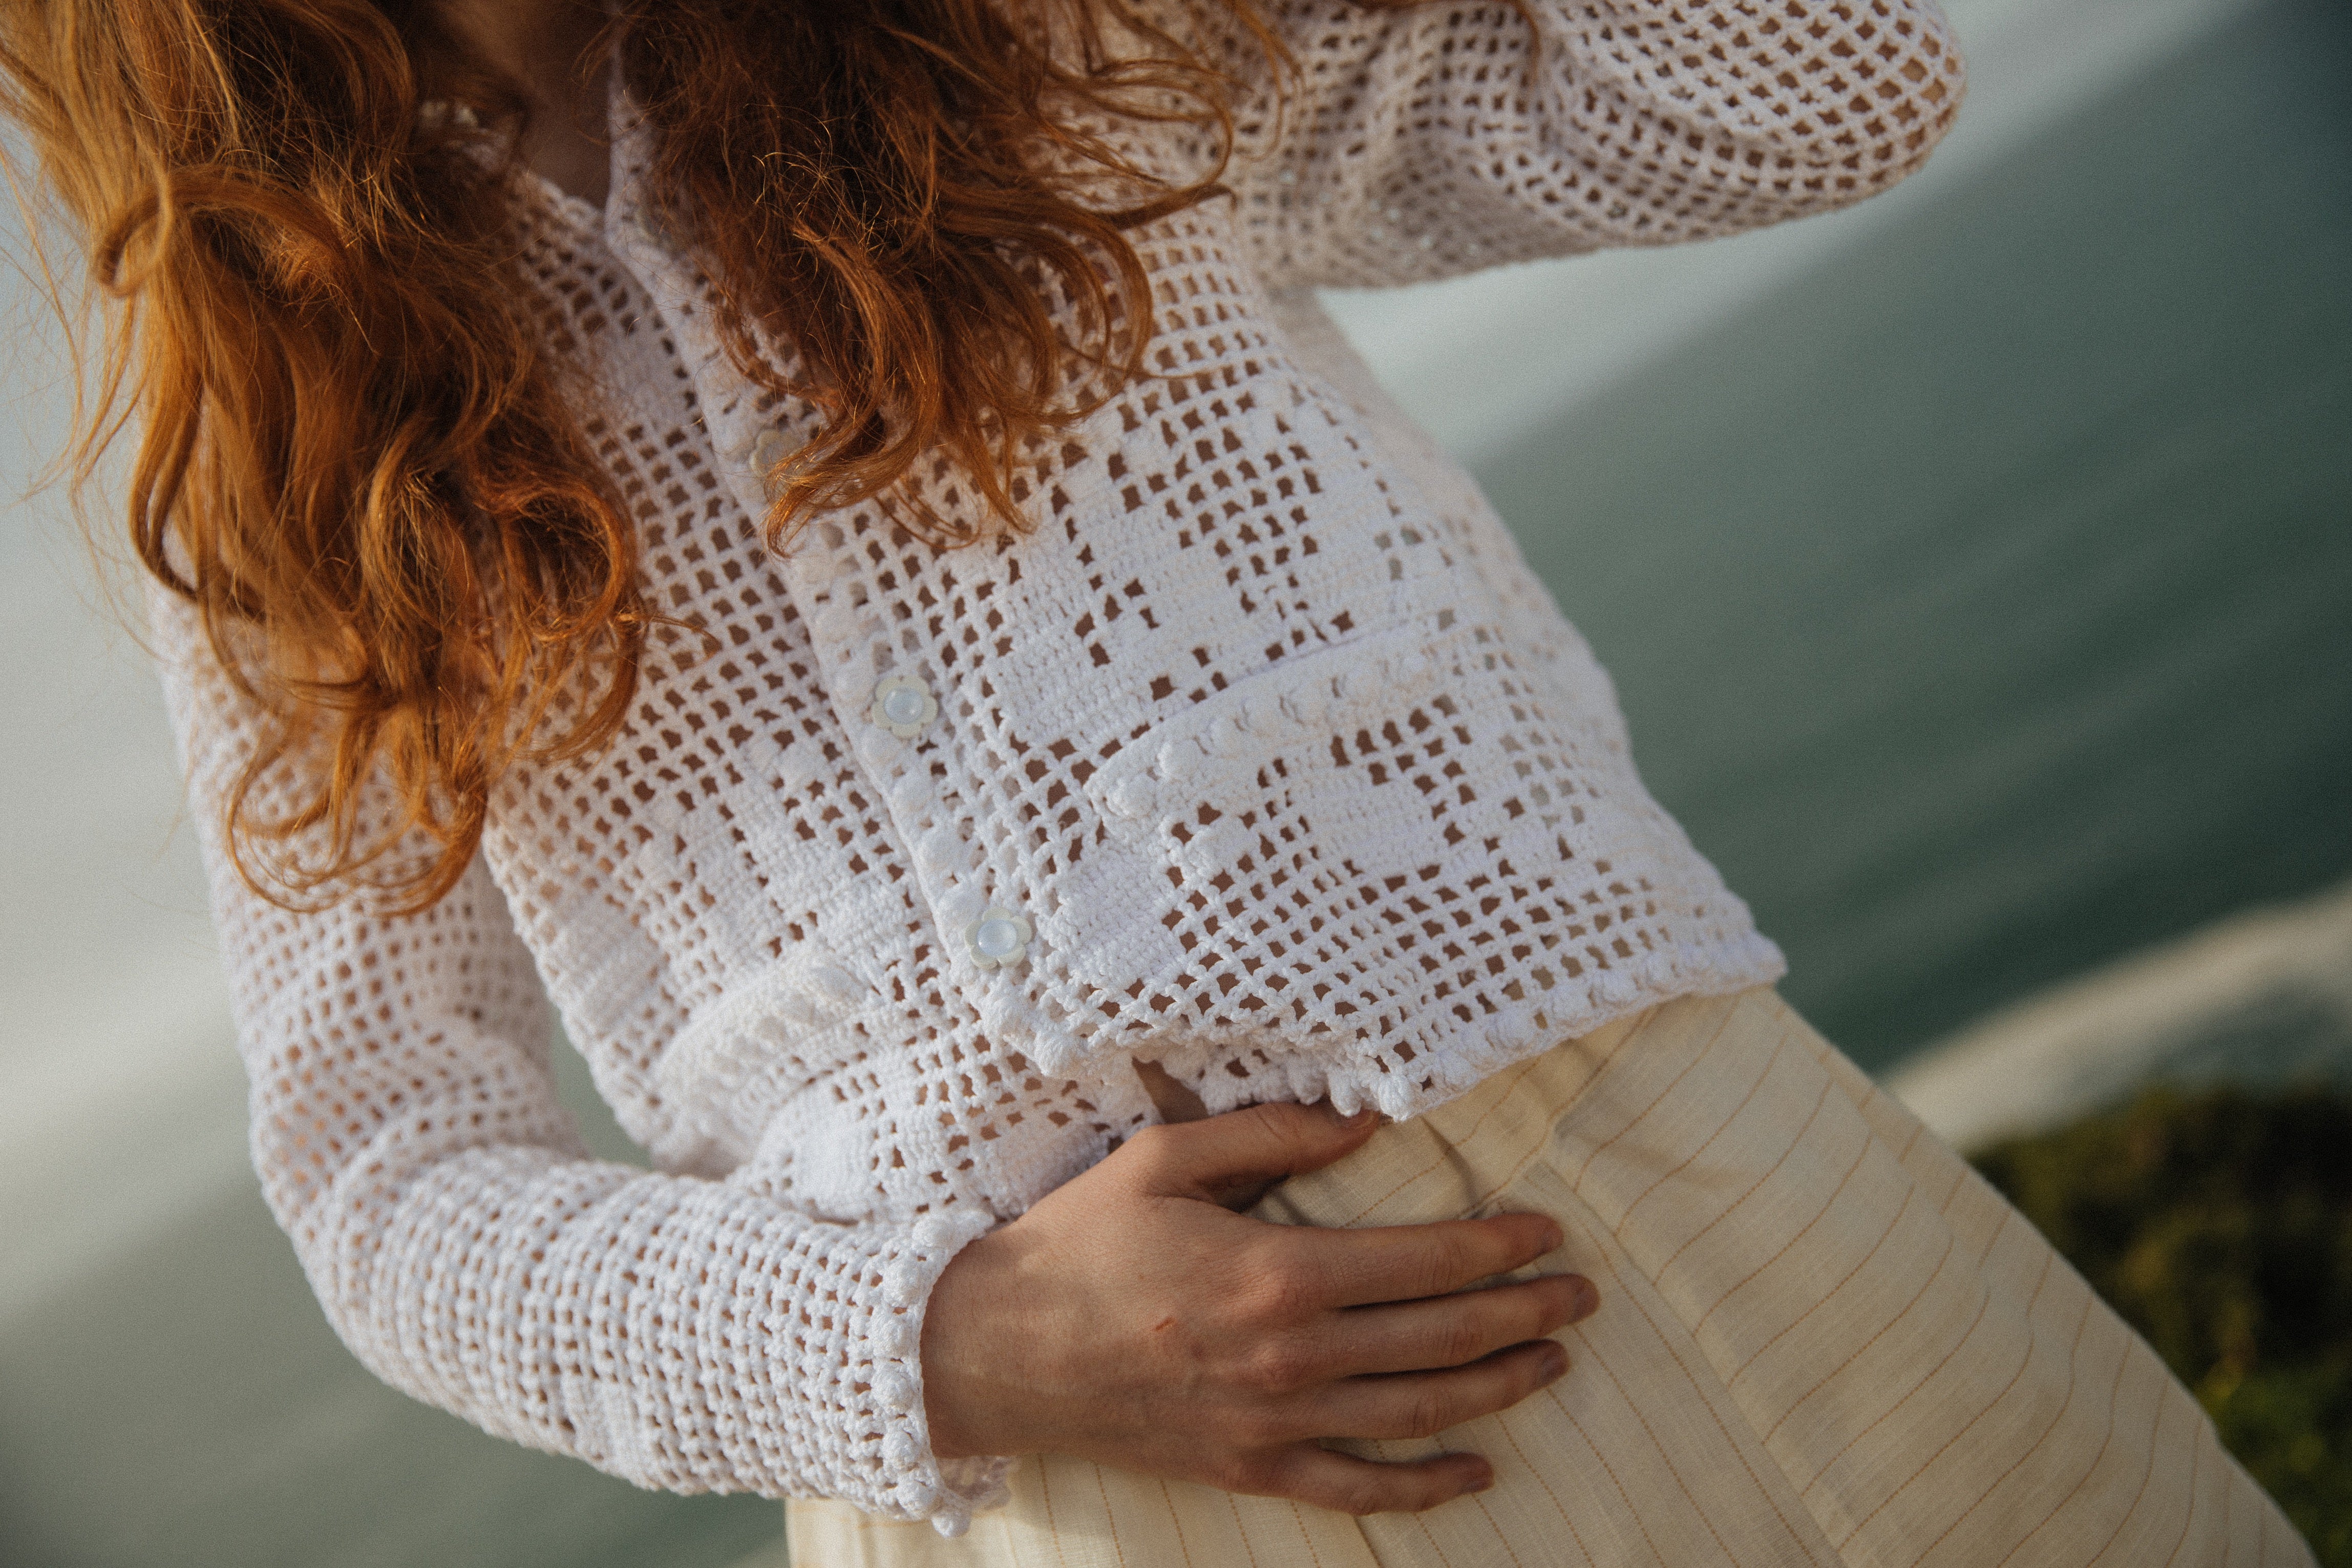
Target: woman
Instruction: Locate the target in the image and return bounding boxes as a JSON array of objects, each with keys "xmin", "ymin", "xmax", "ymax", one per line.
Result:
[{"xmin": 2, "ymin": 0, "xmax": 2311, "ymax": 1560}]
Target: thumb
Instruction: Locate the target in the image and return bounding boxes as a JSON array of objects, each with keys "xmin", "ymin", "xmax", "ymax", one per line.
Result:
[{"xmin": 1137, "ymin": 1100, "xmax": 1382, "ymax": 1210}]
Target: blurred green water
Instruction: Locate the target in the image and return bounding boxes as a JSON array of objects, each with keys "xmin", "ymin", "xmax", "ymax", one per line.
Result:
[
  {"xmin": 5, "ymin": 2, "xmax": 2349, "ymax": 1564},
  {"xmin": 1479, "ymin": 0, "xmax": 2352, "ymax": 1071}
]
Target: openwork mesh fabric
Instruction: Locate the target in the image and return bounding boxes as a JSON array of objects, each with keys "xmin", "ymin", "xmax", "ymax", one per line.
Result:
[
  {"xmin": 158, "ymin": 0, "xmax": 1962, "ymax": 1533},
  {"xmin": 1224, "ymin": 0, "xmax": 1965, "ymax": 286}
]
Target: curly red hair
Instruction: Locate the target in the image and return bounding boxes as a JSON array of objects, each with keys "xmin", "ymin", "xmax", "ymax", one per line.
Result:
[{"xmin": 0, "ymin": 0, "xmax": 1431, "ymax": 909}]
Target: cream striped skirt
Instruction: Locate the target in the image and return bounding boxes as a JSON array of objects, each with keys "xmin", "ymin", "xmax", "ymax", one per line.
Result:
[{"xmin": 787, "ymin": 987, "xmax": 2312, "ymax": 1567}]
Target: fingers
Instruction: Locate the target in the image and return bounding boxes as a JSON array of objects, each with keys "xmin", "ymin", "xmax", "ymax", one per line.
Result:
[
  {"xmin": 1295, "ymin": 1212, "xmax": 1567, "ymax": 1307},
  {"xmin": 1127, "ymin": 1101, "xmax": 1383, "ymax": 1208},
  {"xmin": 1238, "ymin": 1445, "xmax": 1496, "ymax": 1516},
  {"xmin": 1309, "ymin": 1339, "xmax": 1572, "ymax": 1444},
  {"xmin": 1328, "ymin": 1273, "xmax": 1597, "ymax": 1376}
]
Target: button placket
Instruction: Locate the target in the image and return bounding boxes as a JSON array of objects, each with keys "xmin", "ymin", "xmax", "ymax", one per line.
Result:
[
  {"xmin": 806, "ymin": 627, "xmax": 1024, "ymax": 980},
  {"xmin": 606, "ymin": 104, "xmax": 1036, "ymax": 994}
]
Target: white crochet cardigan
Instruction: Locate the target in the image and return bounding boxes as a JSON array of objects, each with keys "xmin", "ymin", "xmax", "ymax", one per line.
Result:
[{"xmin": 160, "ymin": 0, "xmax": 1962, "ymax": 1534}]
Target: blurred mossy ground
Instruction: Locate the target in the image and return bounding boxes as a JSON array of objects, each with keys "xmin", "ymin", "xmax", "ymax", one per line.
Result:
[{"xmin": 1974, "ymin": 1084, "xmax": 2352, "ymax": 1564}]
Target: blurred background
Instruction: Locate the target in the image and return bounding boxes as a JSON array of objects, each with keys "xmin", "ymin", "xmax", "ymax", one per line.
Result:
[{"xmin": 4, "ymin": 0, "xmax": 2348, "ymax": 1561}]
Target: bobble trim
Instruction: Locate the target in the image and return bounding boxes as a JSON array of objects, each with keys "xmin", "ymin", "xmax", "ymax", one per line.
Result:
[
  {"xmin": 1019, "ymin": 928, "xmax": 1788, "ymax": 1120},
  {"xmin": 865, "ymin": 1206, "xmax": 1010, "ymax": 1537},
  {"xmin": 1094, "ymin": 632, "xmax": 1452, "ymax": 821}
]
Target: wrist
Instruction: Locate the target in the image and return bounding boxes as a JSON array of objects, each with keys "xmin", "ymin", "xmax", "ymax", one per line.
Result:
[{"xmin": 918, "ymin": 1224, "xmax": 1015, "ymax": 1461}]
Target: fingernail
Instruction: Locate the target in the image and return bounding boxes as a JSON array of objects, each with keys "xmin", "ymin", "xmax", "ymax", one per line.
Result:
[
  {"xmin": 1540, "ymin": 1220, "xmax": 1564, "ymax": 1253},
  {"xmin": 1339, "ymin": 1106, "xmax": 1378, "ymax": 1128},
  {"xmin": 1564, "ymin": 1275, "xmax": 1599, "ymax": 1322},
  {"xmin": 1541, "ymin": 1343, "xmax": 1571, "ymax": 1381}
]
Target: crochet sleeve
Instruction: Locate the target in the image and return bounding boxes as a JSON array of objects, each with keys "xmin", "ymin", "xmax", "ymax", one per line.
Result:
[
  {"xmin": 1219, "ymin": 0, "xmax": 1967, "ymax": 289},
  {"xmin": 152, "ymin": 587, "xmax": 1007, "ymax": 1535}
]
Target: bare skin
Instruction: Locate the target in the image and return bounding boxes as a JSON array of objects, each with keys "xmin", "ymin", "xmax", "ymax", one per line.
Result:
[
  {"xmin": 452, "ymin": 4, "xmax": 1603, "ymax": 1517},
  {"xmin": 922, "ymin": 1100, "xmax": 1599, "ymax": 1514},
  {"xmin": 437, "ymin": 0, "xmax": 612, "ymax": 204}
]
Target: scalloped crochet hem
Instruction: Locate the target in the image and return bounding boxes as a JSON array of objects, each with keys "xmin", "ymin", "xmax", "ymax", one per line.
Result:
[{"xmin": 1043, "ymin": 929, "xmax": 1790, "ymax": 1124}]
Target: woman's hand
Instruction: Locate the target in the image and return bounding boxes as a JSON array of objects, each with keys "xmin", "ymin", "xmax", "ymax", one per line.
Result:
[{"xmin": 920, "ymin": 1100, "xmax": 1598, "ymax": 1515}]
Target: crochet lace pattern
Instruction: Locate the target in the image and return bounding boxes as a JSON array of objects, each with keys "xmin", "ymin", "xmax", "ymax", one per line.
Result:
[{"xmin": 160, "ymin": 0, "xmax": 1962, "ymax": 1534}]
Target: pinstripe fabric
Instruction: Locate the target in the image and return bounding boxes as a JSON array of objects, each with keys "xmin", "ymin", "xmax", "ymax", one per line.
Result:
[{"xmin": 786, "ymin": 989, "xmax": 2314, "ymax": 1567}]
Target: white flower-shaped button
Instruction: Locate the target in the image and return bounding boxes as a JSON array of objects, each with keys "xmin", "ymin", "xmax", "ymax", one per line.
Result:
[
  {"xmin": 966, "ymin": 907, "xmax": 1032, "ymax": 970},
  {"xmin": 751, "ymin": 427, "xmax": 803, "ymax": 502},
  {"xmin": 870, "ymin": 674, "xmax": 938, "ymax": 740},
  {"xmin": 628, "ymin": 201, "xmax": 683, "ymax": 252}
]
